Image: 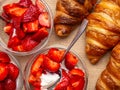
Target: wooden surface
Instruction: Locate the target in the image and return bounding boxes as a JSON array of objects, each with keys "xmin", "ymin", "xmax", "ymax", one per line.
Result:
[{"xmin": 0, "ymin": 0, "xmax": 111, "ymax": 90}]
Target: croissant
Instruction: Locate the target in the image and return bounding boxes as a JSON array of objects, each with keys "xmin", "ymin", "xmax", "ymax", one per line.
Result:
[
  {"xmin": 96, "ymin": 42, "xmax": 120, "ymax": 90},
  {"xmin": 85, "ymin": 0, "xmax": 120, "ymax": 64},
  {"xmin": 54, "ymin": 0, "xmax": 97, "ymax": 37}
]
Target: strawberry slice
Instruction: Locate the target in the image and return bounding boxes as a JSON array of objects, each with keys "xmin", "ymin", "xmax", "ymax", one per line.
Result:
[
  {"xmin": 35, "ymin": 0, "xmax": 46, "ymax": 12},
  {"xmin": 4, "ymin": 23, "xmax": 13, "ymax": 35},
  {"xmin": 0, "ymin": 52, "xmax": 10, "ymax": 63},
  {"xmin": 31, "ymin": 27, "xmax": 48, "ymax": 42},
  {"xmin": 43, "ymin": 56, "xmax": 60, "ymax": 72},
  {"xmin": 23, "ymin": 20, "xmax": 39, "ymax": 33},
  {"xmin": 4, "ymin": 78, "xmax": 16, "ymax": 90},
  {"xmin": 0, "ymin": 63, "xmax": 8, "ymax": 81},
  {"xmin": 3, "ymin": 3, "xmax": 27, "ymax": 17},
  {"xmin": 65, "ymin": 52, "xmax": 78, "ymax": 70},
  {"xmin": 47, "ymin": 48, "xmax": 65, "ymax": 63},
  {"xmin": 18, "ymin": 0, "xmax": 33, "ymax": 8},
  {"xmin": 69, "ymin": 68, "xmax": 84, "ymax": 77},
  {"xmin": 38, "ymin": 12, "xmax": 50, "ymax": 27},
  {"xmin": 7, "ymin": 63, "xmax": 19, "ymax": 81},
  {"xmin": 31, "ymin": 54, "xmax": 44, "ymax": 75}
]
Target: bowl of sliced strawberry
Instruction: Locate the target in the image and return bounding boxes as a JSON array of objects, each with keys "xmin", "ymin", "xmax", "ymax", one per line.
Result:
[
  {"xmin": 24, "ymin": 45, "xmax": 88, "ymax": 90},
  {"xmin": 0, "ymin": 50, "xmax": 23, "ymax": 90},
  {"xmin": 0, "ymin": 0, "xmax": 53, "ymax": 56}
]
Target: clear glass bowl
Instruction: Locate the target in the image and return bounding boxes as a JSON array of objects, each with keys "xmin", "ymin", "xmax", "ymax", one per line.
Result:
[
  {"xmin": 0, "ymin": 48, "xmax": 23, "ymax": 90},
  {"xmin": 0, "ymin": 0, "xmax": 53, "ymax": 56},
  {"xmin": 24, "ymin": 45, "xmax": 88, "ymax": 90}
]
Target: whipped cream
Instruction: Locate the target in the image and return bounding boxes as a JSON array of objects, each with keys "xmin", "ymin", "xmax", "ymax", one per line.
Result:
[{"xmin": 40, "ymin": 72, "xmax": 60, "ymax": 90}]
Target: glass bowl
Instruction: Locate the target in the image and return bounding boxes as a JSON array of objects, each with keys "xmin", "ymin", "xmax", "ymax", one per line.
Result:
[
  {"xmin": 0, "ymin": 48, "xmax": 23, "ymax": 90},
  {"xmin": 24, "ymin": 45, "xmax": 88, "ymax": 90},
  {"xmin": 0, "ymin": 0, "xmax": 53, "ymax": 56}
]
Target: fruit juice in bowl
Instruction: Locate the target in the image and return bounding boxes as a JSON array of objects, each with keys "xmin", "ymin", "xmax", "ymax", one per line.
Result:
[
  {"xmin": 0, "ymin": 48, "xmax": 23, "ymax": 90},
  {"xmin": 0, "ymin": 0, "xmax": 53, "ymax": 56},
  {"xmin": 24, "ymin": 45, "xmax": 88, "ymax": 90}
]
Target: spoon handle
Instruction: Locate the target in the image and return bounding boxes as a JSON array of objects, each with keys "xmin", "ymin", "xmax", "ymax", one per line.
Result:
[{"xmin": 63, "ymin": 19, "xmax": 88, "ymax": 56}]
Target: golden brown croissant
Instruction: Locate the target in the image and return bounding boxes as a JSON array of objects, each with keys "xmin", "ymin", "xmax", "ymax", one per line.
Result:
[
  {"xmin": 85, "ymin": 0, "xmax": 120, "ymax": 64},
  {"xmin": 54, "ymin": 0, "xmax": 97, "ymax": 37},
  {"xmin": 96, "ymin": 42, "xmax": 120, "ymax": 90}
]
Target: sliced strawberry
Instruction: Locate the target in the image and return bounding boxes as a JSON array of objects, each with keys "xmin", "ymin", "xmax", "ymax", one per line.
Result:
[
  {"xmin": 21, "ymin": 36, "xmax": 39, "ymax": 51},
  {"xmin": 69, "ymin": 68, "xmax": 84, "ymax": 77},
  {"xmin": 23, "ymin": 20, "xmax": 39, "ymax": 33},
  {"xmin": 12, "ymin": 45, "xmax": 25, "ymax": 52},
  {"xmin": 18, "ymin": 0, "xmax": 33, "ymax": 8},
  {"xmin": 0, "ymin": 52, "xmax": 10, "ymax": 63},
  {"xmin": 7, "ymin": 63, "xmax": 19, "ymax": 81},
  {"xmin": 31, "ymin": 27, "xmax": 48, "ymax": 42},
  {"xmin": 54, "ymin": 69, "xmax": 70, "ymax": 90},
  {"xmin": 3, "ymin": 3, "xmax": 27, "ymax": 17},
  {"xmin": 47, "ymin": 48, "xmax": 65, "ymax": 63},
  {"xmin": 38, "ymin": 12, "xmax": 50, "ymax": 27},
  {"xmin": 65, "ymin": 52, "xmax": 78, "ymax": 70},
  {"xmin": 4, "ymin": 23, "xmax": 13, "ymax": 35},
  {"xmin": 22, "ymin": 5, "xmax": 40, "ymax": 22},
  {"xmin": 0, "ymin": 63, "xmax": 8, "ymax": 81},
  {"xmin": 35, "ymin": 0, "xmax": 46, "ymax": 12},
  {"xmin": 4, "ymin": 78, "xmax": 16, "ymax": 90},
  {"xmin": 43, "ymin": 56, "xmax": 60, "ymax": 72},
  {"xmin": 31, "ymin": 54, "xmax": 44, "ymax": 75}
]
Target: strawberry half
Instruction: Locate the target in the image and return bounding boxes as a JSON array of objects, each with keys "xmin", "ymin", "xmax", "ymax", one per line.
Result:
[
  {"xmin": 65, "ymin": 52, "xmax": 78, "ymax": 70},
  {"xmin": 0, "ymin": 52, "xmax": 10, "ymax": 63},
  {"xmin": 43, "ymin": 56, "xmax": 60, "ymax": 72},
  {"xmin": 47, "ymin": 48, "xmax": 65, "ymax": 63},
  {"xmin": 7, "ymin": 63, "xmax": 19, "ymax": 81},
  {"xmin": 38, "ymin": 12, "xmax": 50, "ymax": 27},
  {"xmin": 0, "ymin": 63, "xmax": 8, "ymax": 81}
]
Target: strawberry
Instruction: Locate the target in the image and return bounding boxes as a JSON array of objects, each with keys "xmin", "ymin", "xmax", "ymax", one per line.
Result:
[
  {"xmin": 7, "ymin": 63, "xmax": 19, "ymax": 81},
  {"xmin": 69, "ymin": 68, "xmax": 84, "ymax": 77},
  {"xmin": 0, "ymin": 82, "xmax": 4, "ymax": 90},
  {"xmin": 4, "ymin": 78, "xmax": 16, "ymax": 90},
  {"xmin": 4, "ymin": 23, "xmax": 13, "ymax": 35},
  {"xmin": 38, "ymin": 12, "xmax": 50, "ymax": 27},
  {"xmin": 0, "ymin": 63, "xmax": 8, "ymax": 81},
  {"xmin": 12, "ymin": 45, "xmax": 25, "ymax": 52},
  {"xmin": 18, "ymin": 0, "xmax": 33, "ymax": 8},
  {"xmin": 3, "ymin": 3, "xmax": 27, "ymax": 17},
  {"xmin": 35, "ymin": 0, "xmax": 46, "ymax": 12},
  {"xmin": 23, "ymin": 20, "xmax": 39, "ymax": 33},
  {"xmin": 43, "ymin": 56, "xmax": 60, "ymax": 72},
  {"xmin": 0, "ymin": 52, "xmax": 10, "ymax": 63},
  {"xmin": 47, "ymin": 48, "xmax": 65, "ymax": 63},
  {"xmin": 65, "ymin": 52, "xmax": 78, "ymax": 70},
  {"xmin": 31, "ymin": 27, "xmax": 48, "ymax": 42},
  {"xmin": 31, "ymin": 54, "xmax": 44, "ymax": 75},
  {"xmin": 22, "ymin": 5, "xmax": 40, "ymax": 22}
]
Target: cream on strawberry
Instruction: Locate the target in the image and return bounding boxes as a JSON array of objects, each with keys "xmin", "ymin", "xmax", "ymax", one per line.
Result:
[{"xmin": 40, "ymin": 72, "xmax": 60, "ymax": 89}]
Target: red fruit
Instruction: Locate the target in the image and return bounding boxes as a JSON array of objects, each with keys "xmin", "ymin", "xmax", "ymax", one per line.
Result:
[
  {"xmin": 12, "ymin": 45, "xmax": 25, "ymax": 52},
  {"xmin": 38, "ymin": 12, "xmax": 50, "ymax": 27},
  {"xmin": 43, "ymin": 56, "xmax": 60, "ymax": 72},
  {"xmin": 7, "ymin": 63, "xmax": 19, "ymax": 81},
  {"xmin": 0, "ymin": 52, "xmax": 10, "ymax": 63},
  {"xmin": 31, "ymin": 27, "xmax": 48, "ymax": 42},
  {"xmin": 31, "ymin": 54, "xmax": 44, "ymax": 75},
  {"xmin": 22, "ymin": 5, "xmax": 40, "ymax": 22},
  {"xmin": 0, "ymin": 82, "xmax": 4, "ymax": 90},
  {"xmin": 4, "ymin": 23, "xmax": 13, "ymax": 35},
  {"xmin": 65, "ymin": 52, "xmax": 78, "ymax": 70},
  {"xmin": 0, "ymin": 63, "xmax": 8, "ymax": 81},
  {"xmin": 23, "ymin": 20, "xmax": 39, "ymax": 32},
  {"xmin": 54, "ymin": 69, "xmax": 70, "ymax": 90},
  {"xmin": 69, "ymin": 68, "xmax": 84, "ymax": 77},
  {"xmin": 47, "ymin": 48, "xmax": 65, "ymax": 63},
  {"xmin": 22, "ymin": 36, "xmax": 39, "ymax": 51},
  {"xmin": 18, "ymin": 0, "xmax": 33, "ymax": 8},
  {"xmin": 3, "ymin": 3, "xmax": 27, "ymax": 17},
  {"xmin": 35, "ymin": 0, "xmax": 46, "ymax": 12},
  {"xmin": 4, "ymin": 78, "xmax": 16, "ymax": 90}
]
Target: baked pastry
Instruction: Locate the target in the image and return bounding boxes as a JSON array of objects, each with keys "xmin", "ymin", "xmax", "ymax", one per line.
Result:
[
  {"xmin": 54, "ymin": 0, "xmax": 97, "ymax": 37},
  {"xmin": 96, "ymin": 42, "xmax": 120, "ymax": 90},
  {"xmin": 85, "ymin": 0, "xmax": 120, "ymax": 64}
]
